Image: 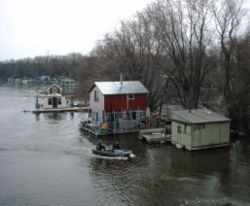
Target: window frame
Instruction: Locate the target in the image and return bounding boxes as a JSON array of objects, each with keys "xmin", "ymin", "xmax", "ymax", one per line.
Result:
[
  {"xmin": 58, "ymin": 98, "xmax": 62, "ymax": 105},
  {"xmin": 48, "ymin": 98, "xmax": 52, "ymax": 105},
  {"xmin": 94, "ymin": 90, "xmax": 99, "ymax": 102},
  {"xmin": 177, "ymin": 125, "xmax": 181, "ymax": 133},
  {"xmin": 196, "ymin": 124, "xmax": 206, "ymax": 129},
  {"xmin": 52, "ymin": 87, "xmax": 57, "ymax": 94},
  {"xmin": 127, "ymin": 93, "xmax": 135, "ymax": 100}
]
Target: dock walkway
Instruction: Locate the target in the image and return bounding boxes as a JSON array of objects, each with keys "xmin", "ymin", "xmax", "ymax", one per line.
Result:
[{"xmin": 30, "ymin": 106, "xmax": 90, "ymax": 114}]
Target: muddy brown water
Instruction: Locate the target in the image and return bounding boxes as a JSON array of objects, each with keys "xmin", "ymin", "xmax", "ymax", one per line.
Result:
[{"xmin": 0, "ymin": 85, "xmax": 249, "ymax": 206}]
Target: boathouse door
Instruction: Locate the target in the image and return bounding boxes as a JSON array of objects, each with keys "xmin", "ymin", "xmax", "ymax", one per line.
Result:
[{"xmin": 52, "ymin": 97, "xmax": 58, "ymax": 108}]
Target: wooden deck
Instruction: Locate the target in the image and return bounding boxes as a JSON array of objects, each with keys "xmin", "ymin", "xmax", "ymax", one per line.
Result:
[{"xmin": 141, "ymin": 134, "xmax": 171, "ymax": 144}]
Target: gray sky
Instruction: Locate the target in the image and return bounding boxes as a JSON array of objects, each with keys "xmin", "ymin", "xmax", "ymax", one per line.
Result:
[
  {"xmin": 0, "ymin": 0, "xmax": 249, "ymax": 61},
  {"xmin": 0, "ymin": 0, "xmax": 153, "ymax": 61}
]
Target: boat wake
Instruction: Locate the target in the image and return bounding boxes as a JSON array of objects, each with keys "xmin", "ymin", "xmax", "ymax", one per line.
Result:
[
  {"xmin": 23, "ymin": 143, "xmax": 135, "ymax": 161},
  {"xmin": 62, "ymin": 147, "xmax": 93, "ymax": 156},
  {"xmin": 129, "ymin": 153, "xmax": 136, "ymax": 158},
  {"xmin": 91, "ymin": 152, "xmax": 136, "ymax": 160},
  {"xmin": 64, "ymin": 147, "xmax": 131, "ymax": 160}
]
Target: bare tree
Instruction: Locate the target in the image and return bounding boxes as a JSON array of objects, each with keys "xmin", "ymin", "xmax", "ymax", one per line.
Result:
[
  {"xmin": 235, "ymin": 32, "xmax": 250, "ymax": 131},
  {"xmin": 213, "ymin": 0, "xmax": 244, "ymax": 104},
  {"xmin": 147, "ymin": 0, "xmax": 216, "ymax": 109}
]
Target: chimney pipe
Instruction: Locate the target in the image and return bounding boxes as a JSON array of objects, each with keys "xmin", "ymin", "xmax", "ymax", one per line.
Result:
[
  {"xmin": 120, "ymin": 73, "xmax": 123, "ymax": 86},
  {"xmin": 188, "ymin": 107, "xmax": 192, "ymax": 113}
]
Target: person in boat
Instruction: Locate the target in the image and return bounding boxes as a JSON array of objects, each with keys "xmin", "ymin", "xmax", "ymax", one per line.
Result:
[
  {"xmin": 112, "ymin": 142, "xmax": 121, "ymax": 151},
  {"xmin": 96, "ymin": 140, "xmax": 106, "ymax": 151}
]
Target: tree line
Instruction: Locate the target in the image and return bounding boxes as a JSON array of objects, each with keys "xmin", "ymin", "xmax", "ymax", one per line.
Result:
[
  {"xmin": 0, "ymin": 53, "xmax": 102, "ymax": 94},
  {"xmin": 0, "ymin": 0, "xmax": 249, "ymax": 131},
  {"xmin": 0, "ymin": 53, "xmax": 88, "ymax": 81}
]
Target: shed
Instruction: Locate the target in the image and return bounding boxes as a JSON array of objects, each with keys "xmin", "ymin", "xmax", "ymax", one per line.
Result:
[{"xmin": 171, "ymin": 109, "xmax": 231, "ymax": 150}]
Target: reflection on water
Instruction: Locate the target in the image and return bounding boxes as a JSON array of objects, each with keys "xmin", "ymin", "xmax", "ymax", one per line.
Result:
[
  {"xmin": 170, "ymin": 148, "xmax": 230, "ymax": 174},
  {"xmin": 43, "ymin": 112, "xmax": 68, "ymax": 121},
  {"xmin": 0, "ymin": 85, "xmax": 250, "ymax": 206}
]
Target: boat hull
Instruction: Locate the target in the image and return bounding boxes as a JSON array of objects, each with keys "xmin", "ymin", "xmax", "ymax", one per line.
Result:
[{"xmin": 92, "ymin": 149, "xmax": 131, "ymax": 157}]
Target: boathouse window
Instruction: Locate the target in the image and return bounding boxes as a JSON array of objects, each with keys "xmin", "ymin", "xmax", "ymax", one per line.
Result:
[
  {"xmin": 178, "ymin": 125, "xmax": 181, "ymax": 133},
  {"xmin": 132, "ymin": 111, "xmax": 136, "ymax": 120},
  {"xmin": 196, "ymin": 124, "xmax": 206, "ymax": 129},
  {"xmin": 128, "ymin": 94, "xmax": 134, "ymax": 100},
  {"xmin": 48, "ymin": 98, "xmax": 52, "ymax": 105},
  {"xmin": 94, "ymin": 90, "xmax": 99, "ymax": 102},
  {"xmin": 58, "ymin": 98, "xmax": 61, "ymax": 105},
  {"xmin": 52, "ymin": 87, "xmax": 57, "ymax": 94}
]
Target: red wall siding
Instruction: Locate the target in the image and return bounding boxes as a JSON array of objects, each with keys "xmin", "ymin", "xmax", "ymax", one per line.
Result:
[
  {"xmin": 128, "ymin": 94, "xmax": 147, "ymax": 109},
  {"xmin": 104, "ymin": 94, "xmax": 147, "ymax": 112}
]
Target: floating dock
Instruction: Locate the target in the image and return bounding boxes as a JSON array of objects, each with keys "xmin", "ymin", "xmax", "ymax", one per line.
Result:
[
  {"xmin": 139, "ymin": 128, "xmax": 171, "ymax": 144},
  {"xmin": 25, "ymin": 106, "xmax": 90, "ymax": 114}
]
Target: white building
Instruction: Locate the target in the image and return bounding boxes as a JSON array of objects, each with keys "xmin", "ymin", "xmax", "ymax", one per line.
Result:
[{"xmin": 37, "ymin": 84, "xmax": 69, "ymax": 109}]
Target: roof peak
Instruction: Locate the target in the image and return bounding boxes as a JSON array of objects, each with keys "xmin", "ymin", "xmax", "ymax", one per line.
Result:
[
  {"xmin": 94, "ymin": 80, "xmax": 140, "ymax": 83},
  {"xmin": 89, "ymin": 81, "xmax": 149, "ymax": 95}
]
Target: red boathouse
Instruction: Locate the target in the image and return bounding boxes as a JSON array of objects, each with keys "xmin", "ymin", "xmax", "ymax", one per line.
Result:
[{"xmin": 89, "ymin": 80, "xmax": 149, "ymax": 130}]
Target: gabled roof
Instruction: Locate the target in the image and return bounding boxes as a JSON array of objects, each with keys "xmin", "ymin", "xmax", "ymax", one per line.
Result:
[
  {"xmin": 89, "ymin": 81, "xmax": 149, "ymax": 95},
  {"xmin": 172, "ymin": 109, "xmax": 230, "ymax": 124},
  {"xmin": 47, "ymin": 84, "xmax": 63, "ymax": 93}
]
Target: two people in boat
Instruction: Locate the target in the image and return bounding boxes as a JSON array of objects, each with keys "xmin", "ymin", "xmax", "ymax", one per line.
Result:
[
  {"xmin": 112, "ymin": 142, "xmax": 121, "ymax": 151},
  {"xmin": 96, "ymin": 140, "xmax": 121, "ymax": 151},
  {"xmin": 96, "ymin": 140, "xmax": 106, "ymax": 151}
]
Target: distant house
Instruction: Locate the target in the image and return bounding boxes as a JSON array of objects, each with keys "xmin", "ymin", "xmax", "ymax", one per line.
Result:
[
  {"xmin": 171, "ymin": 109, "xmax": 231, "ymax": 150},
  {"xmin": 88, "ymin": 80, "xmax": 149, "ymax": 130},
  {"xmin": 38, "ymin": 84, "xmax": 68, "ymax": 109},
  {"xmin": 7, "ymin": 77, "xmax": 14, "ymax": 83},
  {"xmin": 61, "ymin": 78, "xmax": 79, "ymax": 87},
  {"xmin": 40, "ymin": 75, "xmax": 51, "ymax": 81}
]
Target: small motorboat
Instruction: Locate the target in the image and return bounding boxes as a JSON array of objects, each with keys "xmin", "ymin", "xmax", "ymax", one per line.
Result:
[{"xmin": 92, "ymin": 148, "xmax": 132, "ymax": 158}]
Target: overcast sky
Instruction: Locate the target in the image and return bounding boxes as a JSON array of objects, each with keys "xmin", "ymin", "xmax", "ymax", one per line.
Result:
[
  {"xmin": 0, "ymin": 0, "xmax": 249, "ymax": 61},
  {"xmin": 0, "ymin": 0, "xmax": 153, "ymax": 61}
]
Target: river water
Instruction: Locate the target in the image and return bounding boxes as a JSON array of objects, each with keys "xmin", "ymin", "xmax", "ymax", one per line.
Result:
[{"xmin": 0, "ymin": 85, "xmax": 249, "ymax": 206}]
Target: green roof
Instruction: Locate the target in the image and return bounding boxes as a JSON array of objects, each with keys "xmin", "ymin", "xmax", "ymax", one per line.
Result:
[{"xmin": 172, "ymin": 109, "xmax": 230, "ymax": 124}]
